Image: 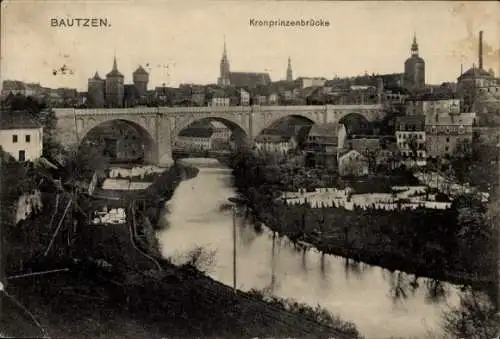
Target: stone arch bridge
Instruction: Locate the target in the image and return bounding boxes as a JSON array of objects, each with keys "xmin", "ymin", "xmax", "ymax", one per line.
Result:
[{"xmin": 54, "ymin": 104, "xmax": 385, "ymax": 166}]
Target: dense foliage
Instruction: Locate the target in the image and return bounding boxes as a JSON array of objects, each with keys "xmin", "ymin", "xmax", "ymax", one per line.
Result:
[
  {"xmin": 450, "ymin": 133, "xmax": 499, "ymax": 193},
  {"xmin": 0, "ymin": 96, "xmax": 73, "ymax": 275},
  {"xmin": 229, "ymin": 149, "xmax": 499, "ymax": 285}
]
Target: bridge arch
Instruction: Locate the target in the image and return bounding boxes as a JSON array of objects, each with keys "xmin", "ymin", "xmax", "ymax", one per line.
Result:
[
  {"xmin": 252, "ymin": 109, "xmax": 325, "ymax": 137},
  {"xmin": 79, "ymin": 119, "xmax": 158, "ymax": 164},
  {"xmin": 173, "ymin": 117, "xmax": 250, "ymax": 157},
  {"xmin": 173, "ymin": 114, "xmax": 249, "ymax": 140}
]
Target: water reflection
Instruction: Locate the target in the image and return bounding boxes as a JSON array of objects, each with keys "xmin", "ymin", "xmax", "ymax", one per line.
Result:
[
  {"xmin": 157, "ymin": 161, "xmax": 466, "ymax": 338},
  {"xmin": 388, "ymin": 271, "xmax": 413, "ymax": 303},
  {"xmin": 425, "ymin": 279, "xmax": 449, "ymax": 304},
  {"xmin": 344, "ymin": 258, "xmax": 369, "ymax": 280}
]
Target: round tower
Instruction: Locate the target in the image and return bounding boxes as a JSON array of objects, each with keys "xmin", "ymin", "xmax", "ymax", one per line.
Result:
[
  {"xmin": 87, "ymin": 72, "xmax": 105, "ymax": 108},
  {"xmin": 403, "ymin": 33, "xmax": 425, "ymax": 94},
  {"xmin": 133, "ymin": 65, "xmax": 149, "ymax": 98}
]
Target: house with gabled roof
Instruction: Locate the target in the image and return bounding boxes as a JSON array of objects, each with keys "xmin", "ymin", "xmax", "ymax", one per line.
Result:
[{"xmin": 0, "ymin": 110, "xmax": 43, "ymax": 162}]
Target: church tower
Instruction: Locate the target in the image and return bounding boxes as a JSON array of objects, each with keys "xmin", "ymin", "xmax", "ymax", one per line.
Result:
[
  {"xmin": 403, "ymin": 33, "xmax": 425, "ymax": 94},
  {"xmin": 218, "ymin": 37, "xmax": 231, "ymax": 86},
  {"xmin": 286, "ymin": 57, "xmax": 293, "ymax": 82}
]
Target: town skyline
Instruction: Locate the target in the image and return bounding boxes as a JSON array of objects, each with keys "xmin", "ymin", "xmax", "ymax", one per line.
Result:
[{"xmin": 1, "ymin": 1, "xmax": 499, "ymax": 91}]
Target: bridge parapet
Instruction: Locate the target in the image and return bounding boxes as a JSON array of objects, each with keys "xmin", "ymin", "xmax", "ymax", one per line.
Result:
[
  {"xmin": 253, "ymin": 105, "xmax": 328, "ymax": 113},
  {"xmin": 325, "ymin": 104, "xmax": 383, "ymax": 110},
  {"xmin": 159, "ymin": 106, "xmax": 252, "ymax": 114},
  {"xmin": 54, "ymin": 107, "xmax": 161, "ymax": 117}
]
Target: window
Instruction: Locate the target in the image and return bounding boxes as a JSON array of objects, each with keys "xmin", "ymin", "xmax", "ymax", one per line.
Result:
[
  {"xmin": 18, "ymin": 150, "xmax": 26, "ymax": 162},
  {"xmin": 12, "ymin": 135, "xmax": 18, "ymax": 143},
  {"xmin": 25, "ymin": 135, "xmax": 30, "ymax": 143},
  {"xmin": 446, "ymin": 138, "xmax": 450, "ymax": 142}
]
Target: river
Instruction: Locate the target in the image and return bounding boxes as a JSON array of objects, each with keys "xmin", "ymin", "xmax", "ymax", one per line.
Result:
[{"xmin": 156, "ymin": 159, "xmax": 462, "ymax": 339}]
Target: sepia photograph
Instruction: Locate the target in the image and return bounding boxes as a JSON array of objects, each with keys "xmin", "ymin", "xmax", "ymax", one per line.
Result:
[{"xmin": 0, "ymin": 0, "xmax": 499, "ymax": 338}]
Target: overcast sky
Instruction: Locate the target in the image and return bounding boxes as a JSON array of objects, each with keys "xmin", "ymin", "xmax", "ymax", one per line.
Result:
[{"xmin": 1, "ymin": 0, "xmax": 499, "ymax": 91}]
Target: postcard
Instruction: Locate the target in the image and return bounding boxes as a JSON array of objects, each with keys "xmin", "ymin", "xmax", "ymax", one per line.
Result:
[{"xmin": 1, "ymin": 1, "xmax": 499, "ymax": 338}]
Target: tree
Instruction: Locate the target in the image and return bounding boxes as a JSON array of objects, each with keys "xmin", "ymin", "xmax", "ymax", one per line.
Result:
[
  {"xmin": 450, "ymin": 133, "xmax": 499, "ymax": 191},
  {"xmin": 442, "ymin": 288, "xmax": 499, "ymax": 339}
]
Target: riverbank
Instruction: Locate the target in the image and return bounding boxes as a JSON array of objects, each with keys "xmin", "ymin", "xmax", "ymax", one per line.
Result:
[
  {"xmin": 89, "ymin": 162, "xmax": 199, "ymax": 227},
  {"xmin": 229, "ymin": 151, "xmax": 499, "ymax": 288},
  {"xmin": 1, "ymin": 160, "xmax": 362, "ymax": 339},
  {"xmin": 2, "ymin": 223, "xmax": 361, "ymax": 339}
]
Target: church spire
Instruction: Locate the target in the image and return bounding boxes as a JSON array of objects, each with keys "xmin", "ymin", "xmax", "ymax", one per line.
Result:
[
  {"xmin": 223, "ymin": 34, "xmax": 227, "ymax": 58},
  {"xmin": 106, "ymin": 52, "xmax": 123, "ymax": 78},
  {"xmin": 218, "ymin": 35, "xmax": 230, "ymax": 86},
  {"xmin": 411, "ymin": 32, "xmax": 419, "ymax": 56}
]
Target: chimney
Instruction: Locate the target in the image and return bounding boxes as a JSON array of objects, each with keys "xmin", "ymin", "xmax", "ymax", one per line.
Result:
[
  {"xmin": 377, "ymin": 77, "xmax": 384, "ymax": 104},
  {"xmin": 377, "ymin": 77, "xmax": 384, "ymax": 93},
  {"xmin": 479, "ymin": 31, "xmax": 483, "ymax": 69}
]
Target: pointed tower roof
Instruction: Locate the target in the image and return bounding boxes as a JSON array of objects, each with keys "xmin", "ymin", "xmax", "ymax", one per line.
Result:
[
  {"xmin": 133, "ymin": 65, "xmax": 149, "ymax": 75},
  {"xmin": 91, "ymin": 71, "xmax": 102, "ymax": 80},
  {"xmin": 223, "ymin": 35, "xmax": 227, "ymax": 57},
  {"xmin": 221, "ymin": 35, "xmax": 229, "ymax": 63},
  {"xmin": 411, "ymin": 32, "xmax": 419, "ymax": 54},
  {"xmin": 106, "ymin": 56, "xmax": 124, "ymax": 78},
  {"xmin": 405, "ymin": 32, "xmax": 424, "ymax": 64}
]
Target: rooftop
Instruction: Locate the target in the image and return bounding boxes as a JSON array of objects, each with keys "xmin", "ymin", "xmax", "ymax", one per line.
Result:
[
  {"xmin": 308, "ymin": 123, "xmax": 338, "ymax": 138},
  {"xmin": 133, "ymin": 65, "xmax": 149, "ymax": 75},
  {"xmin": 91, "ymin": 72, "xmax": 102, "ymax": 81},
  {"xmin": 178, "ymin": 126, "xmax": 213, "ymax": 138},
  {"xmin": 458, "ymin": 67, "xmax": 494, "ymax": 80},
  {"xmin": 426, "ymin": 112, "xmax": 476, "ymax": 126},
  {"xmin": 229, "ymin": 72, "xmax": 271, "ymax": 88},
  {"xmin": 0, "ymin": 110, "xmax": 41, "ymax": 130}
]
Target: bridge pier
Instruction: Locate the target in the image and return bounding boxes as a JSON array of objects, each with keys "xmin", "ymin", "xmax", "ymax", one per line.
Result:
[{"xmin": 158, "ymin": 154, "xmax": 175, "ymax": 167}]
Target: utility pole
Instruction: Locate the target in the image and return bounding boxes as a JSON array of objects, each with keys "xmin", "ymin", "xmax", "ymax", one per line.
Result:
[
  {"xmin": 228, "ymin": 195, "xmax": 247, "ymax": 293},
  {"xmin": 232, "ymin": 204, "xmax": 237, "ymax": 292}
]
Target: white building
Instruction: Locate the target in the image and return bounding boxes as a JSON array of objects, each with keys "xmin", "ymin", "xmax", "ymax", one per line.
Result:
[
  {"xmin": 0, "ymin": 110, "xmax": 43, "ymax": 162},
  {"xmin": 254, "ymin": 134, "xmax": 298, "ymax": 155},
  {"xmin": 299, "ymin": 77, "xmax": 327, "ymax": 89},
  {"xmin": 268, "ymin": 93, "xmax": 279, "ymax": 105},
  {"xmin": 406, "ymin": 97, "xmax": 461, "ymax": 116},
  {"xmin": 210, "ymin": 121, "xmax": 232, "ymax": 140},
  {"xmin": 395, "ymin": 115, "xmax": 426, "ymax": 167},
  {"xmin": 209, "ymin": 97, "xmax": 230, "ymax": 107},
  {"xmin": 174, "ymin": 123, "xmax": 214, "ymax": 152},
  {"xmin": 209, "ymin": 121, "xmax": 232, "ymax": 151},
  {"xmin": 239, "ymin": 89, "xmax": 250, "ymax": 106},
  {"xmin": 175, "ymin": 135, "xmax": 212, "ymax": 151}
]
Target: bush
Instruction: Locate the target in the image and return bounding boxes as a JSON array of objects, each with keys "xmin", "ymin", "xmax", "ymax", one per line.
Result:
[
  {"xmin": 177, "ymin": 246, "xmax": 217, "ymax": 273},
  {"xmin": 442, "ymin": 288, "xmax": 499, "ymax": 338},
  {"xmin": 246, "ymin": 288, "xmax": 362, "ymax": 338}
]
